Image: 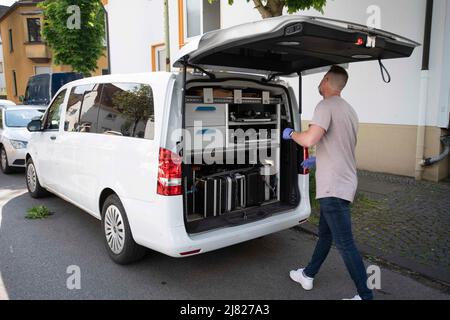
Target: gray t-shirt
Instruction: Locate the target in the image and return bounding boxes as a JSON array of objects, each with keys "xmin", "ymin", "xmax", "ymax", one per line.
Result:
[{"xmin": 310, "ymin": 96, "xmax": 359, "ymax": 203}]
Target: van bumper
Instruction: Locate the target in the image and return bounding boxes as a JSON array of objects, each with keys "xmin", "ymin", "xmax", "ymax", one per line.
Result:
[
  {"xmin": 160, "ymin": 208, "xmax": 309, "ymax": 258},
  {"xmin": 162, "ymin": 174, "xmax": 312, "ymax": 257},
  {"xmin": 124, "ymin": 175, "xmax": 311, "ymax": 258}
]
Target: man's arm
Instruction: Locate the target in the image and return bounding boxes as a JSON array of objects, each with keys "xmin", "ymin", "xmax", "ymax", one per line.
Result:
[{"xmin": 290, "ymin": 125, "xmax": 326, "ymax": 148}]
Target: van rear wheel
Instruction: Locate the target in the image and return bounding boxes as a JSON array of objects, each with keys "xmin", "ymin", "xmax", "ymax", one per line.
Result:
[{"xmin": 101, "ymin": 194, "xmax": 147, "ymax": 264}]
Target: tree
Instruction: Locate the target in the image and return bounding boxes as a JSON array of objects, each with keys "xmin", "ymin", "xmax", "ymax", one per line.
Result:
[
  {"xmin": 208, "ymin": 0, "xmax": 327, "ymax": 18},
  {"xmin": 39, "ymin": 0, "xmax": 105, "ymax": 76}
]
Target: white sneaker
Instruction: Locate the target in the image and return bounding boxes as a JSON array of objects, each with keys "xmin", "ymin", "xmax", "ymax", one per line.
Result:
[
  {"xmin": 289, "ymin": 268, "xmax": 314, "ymax": 291},
  {"xmin": 343, "ymin": 295, "xmax": 362, "ymax": 300}
]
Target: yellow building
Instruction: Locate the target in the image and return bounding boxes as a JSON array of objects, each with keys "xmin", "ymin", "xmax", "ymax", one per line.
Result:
[{"xmin": 0, "ymin": 0, "xmax": 108, "ymax": 104}]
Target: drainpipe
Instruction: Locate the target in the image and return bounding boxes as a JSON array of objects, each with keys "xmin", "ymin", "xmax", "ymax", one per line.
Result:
[
  {"xmin": 415, "ymin": 0, "xmax": 434, "ymax": 180},
  {"xmin": 163, "ymin": 0, "xmax": 171, "ymax": 72},
  {"xmin": 422, "ymin": 135, "xmax": 450, "ymax": 166},
  {"xmin": 102, "ymin": 3, "xmax": 112, "ymax": 74}
]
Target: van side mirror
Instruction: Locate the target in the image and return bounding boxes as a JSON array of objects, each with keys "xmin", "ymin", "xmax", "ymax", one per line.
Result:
[{"xmin": 27, "ymin": 119, "xmax": 42, "ymax": 132}]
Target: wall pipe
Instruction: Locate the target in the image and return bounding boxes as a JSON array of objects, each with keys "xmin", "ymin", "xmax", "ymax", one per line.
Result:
[{"xmin": 414, "ymin": 0, "xmax": 434, "ymax": 180}]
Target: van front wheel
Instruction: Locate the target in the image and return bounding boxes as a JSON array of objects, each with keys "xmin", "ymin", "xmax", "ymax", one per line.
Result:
[
  {"xmin": 26, "ymin": 158, "xmax": 49, "ymax": 198},
  {"xmin": 101, "ymin": 194, "xmax": 147, "ymax": 264}
]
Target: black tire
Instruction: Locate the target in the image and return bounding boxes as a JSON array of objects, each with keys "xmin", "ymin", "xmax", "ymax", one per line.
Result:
[
  {"xmin": 101, "ymin": 194, "xmax": 147, "ymax": 265},
  {"xmin": 0, "ymin": 146, "xmax": 13, "ymax": 174},
  {"xmin": 26, "ymin": 158, "xmax": 50, "ymax": 198}
]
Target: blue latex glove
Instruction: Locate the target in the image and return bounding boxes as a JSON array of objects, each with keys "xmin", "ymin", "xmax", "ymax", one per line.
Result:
[
  {"xmin": 283, "ymin": 128, "xmax": 294, "ymax": 140},
  {"xmin": 301, "ymin": 157, "xmax": 316, "ymax": 170}
]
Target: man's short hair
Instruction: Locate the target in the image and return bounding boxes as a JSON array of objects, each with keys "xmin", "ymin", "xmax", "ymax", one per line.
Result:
[{"xmin": 327, "ymin": 65, "xmax": 349, "ymax": 91}]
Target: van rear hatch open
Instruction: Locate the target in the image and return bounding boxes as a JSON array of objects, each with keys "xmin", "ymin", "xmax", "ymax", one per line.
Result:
[
  {"xmin": 172, "ymin": 16, "xmax": 419, "ymax": 234},
  {"xmin": 174, "ymin": 15, "xmax": 419, "ymax": 75}
]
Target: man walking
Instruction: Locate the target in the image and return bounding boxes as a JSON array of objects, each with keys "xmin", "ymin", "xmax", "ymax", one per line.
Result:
[{"xmin": 283, "ymin": 65, "xmax": 373, "ymax": 300}]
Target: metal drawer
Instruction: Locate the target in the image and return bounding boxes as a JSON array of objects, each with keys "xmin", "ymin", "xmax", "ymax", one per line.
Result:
[
  {"xmin": 186, "ymin": 126, "xmax": 228, "ymax": 151},
  {"xmin": 185, "ymin": 103, "xmax": 227, "ymax": 127}
]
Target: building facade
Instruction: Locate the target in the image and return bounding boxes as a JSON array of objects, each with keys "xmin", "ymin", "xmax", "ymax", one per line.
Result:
[
  {"xmin": 0, "ymin": 0, "xmax": 108, "ymax": 104},
  {"xmin": 0, "ymin": 35, "xmax": 6, "ymax": 98},
  {"xmin": 106, "ymin": 0, "xmax": 450, "ymax": 182},
  {"xmin": 0, "ymin": 5, "xmax": 8, "ymax": 98}
]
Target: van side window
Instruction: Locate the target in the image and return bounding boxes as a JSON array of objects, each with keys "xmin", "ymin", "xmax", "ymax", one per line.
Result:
[
  {"xmin": 77, "ymin": 84, "xmax": 102, "ymax": 133},
  {"xmin": 65, "ymin": 84, "xmax": 97, "ymax": 132},
  {"xmin": 98, "ymin": 83, "xmax": 155, "ymax": 139},
  {"xmin": 43, "ymin": 89, "xmax": 66, "ymax": 131}
]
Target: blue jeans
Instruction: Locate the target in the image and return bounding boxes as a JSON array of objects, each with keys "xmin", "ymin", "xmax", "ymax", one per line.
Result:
[{"xmin": 304, "ymin": 197, "xmax": 374, "ymax": 300}]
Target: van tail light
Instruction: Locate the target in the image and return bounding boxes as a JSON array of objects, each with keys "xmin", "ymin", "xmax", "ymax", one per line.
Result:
[
  {"xmin": 303, "ymin": 148, "xmax": 310, "ymax": 175},
  {"xmin": 355, "ymin": 37, "xmax": 365, "ymax": 46},
  {"xmin": 157, "ymin": 147, "xmax": 183, "ymax": 196},
  {"xmin": 179, "ymin": 249, "xmax": 201, "ymax": 256}
]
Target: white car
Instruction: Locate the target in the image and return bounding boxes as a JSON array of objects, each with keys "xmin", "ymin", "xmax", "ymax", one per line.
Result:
[
  {"xmin": 0, "ymin": 99, "xmax": 16, "ymax": 107},
  {"xmin": 25, "ymin": 16, "xmax": 418, "ymax": 264},
  {"xmin": 0, "ymin": 105, "xmax": 45, "ymax": 174}
]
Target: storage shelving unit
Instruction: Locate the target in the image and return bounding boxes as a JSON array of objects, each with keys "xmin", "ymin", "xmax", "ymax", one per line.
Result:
[{"xmin": 184, "ymin": 93, "xmax": 282, "ymax": 212}]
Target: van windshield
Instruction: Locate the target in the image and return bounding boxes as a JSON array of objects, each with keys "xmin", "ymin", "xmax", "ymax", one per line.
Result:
[
  {"xmin": 24, "ymin": 74, "xmax": 50, "ymax": 105},
  {"xmin": 5, "ymin": 109, "xmax": 45, "ymax": 127}
]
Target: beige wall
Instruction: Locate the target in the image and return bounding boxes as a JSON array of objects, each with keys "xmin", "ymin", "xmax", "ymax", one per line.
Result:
[
  {"xmin": 1, "ymin": 5, "xmax": 34, "ymax": 103},
  {"xmin": 302, "ymin": 120, "xmax": 450, "ymax": 182},
  {"xmin": 0, "ymin": 4, "xmax": 108, "ymax": 104}
]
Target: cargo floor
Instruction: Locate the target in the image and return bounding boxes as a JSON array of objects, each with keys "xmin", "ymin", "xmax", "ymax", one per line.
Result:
[{"xmin": 186, "ymin": 201, "xmax": 297, "ymax": 234}]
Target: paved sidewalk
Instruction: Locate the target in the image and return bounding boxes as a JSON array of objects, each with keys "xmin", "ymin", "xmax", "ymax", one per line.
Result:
[{"xmin": 300, "ymin": 170, "xmax": 450, "ymax": 286}]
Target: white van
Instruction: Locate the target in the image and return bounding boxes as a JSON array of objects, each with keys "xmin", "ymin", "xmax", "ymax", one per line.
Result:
[{"xmin": 25, "ymin": 16, "xmax": 418, "ymax": 264}]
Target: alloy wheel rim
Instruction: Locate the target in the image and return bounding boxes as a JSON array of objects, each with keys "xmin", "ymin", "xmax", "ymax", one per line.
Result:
[
  {"xmin": 27, "ymin": 164, "xmax": 37, "ymax": 192},
  {"xmin": 104, "ymin": 205, "xmax": 125, "ymax": 254}
]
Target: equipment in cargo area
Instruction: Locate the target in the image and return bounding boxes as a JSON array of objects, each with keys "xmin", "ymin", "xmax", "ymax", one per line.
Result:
[
  {"xmin": 184, "ymin": 86, "xmax": 282, "ymax": 223},
  {"xmin": 189, "ymin": 166, "xmax": 277, "ymax": 222}
]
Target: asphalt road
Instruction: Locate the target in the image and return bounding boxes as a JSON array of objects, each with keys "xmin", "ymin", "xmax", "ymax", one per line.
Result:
[{"xmin": 0, "ymin": 170, "xmax": 449, "ymax": 300}]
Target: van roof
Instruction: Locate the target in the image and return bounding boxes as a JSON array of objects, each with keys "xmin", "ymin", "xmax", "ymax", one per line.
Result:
[{"xmin": 60, "ymin": 72, "xmax": 174, "ymax": 90}]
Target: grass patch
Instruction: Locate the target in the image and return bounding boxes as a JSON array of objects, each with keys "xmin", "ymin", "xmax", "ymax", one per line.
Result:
[
  {"xmin": 26, "ymin": 205, "xmax": 53, "ymax": 220},
  {"xmin": 308, "ymin": 169, "xmax": 320, "ymax": 226},
  {"xmin": 307, "ymin": 170, "xmax": 384, "ymax": 226},
  {"xmin": 309, "ymin": 169, "xmax": 320, "ymax": 211},
  {"xmin": 352, "ymin": 193, "xmax": 384, "ymax": 212},
  {"xmin": 308, "ymin": 212, "xmax": 320, "ymax": 226}
]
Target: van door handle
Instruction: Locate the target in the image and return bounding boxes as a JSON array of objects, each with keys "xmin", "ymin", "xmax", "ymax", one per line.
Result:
[{"xmin": 50, "ymin": 136, "xmax": 57, "ymax": 140}]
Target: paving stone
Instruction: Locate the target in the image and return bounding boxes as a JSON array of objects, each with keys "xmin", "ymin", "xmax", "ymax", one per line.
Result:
[{"xmin": 308, "ymin": 169, "xmax": 450, "ymax": 283}]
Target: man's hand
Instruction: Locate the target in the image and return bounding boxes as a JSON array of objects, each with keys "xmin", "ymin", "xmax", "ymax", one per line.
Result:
[
  {"xmin": 283, "ymin": 125, "xmax": 325, "ymax": 148},
  {"xmin": 283, "ymin": 128, "xmax": 294, "ymax": 140},
  {"xmin": 301, "ymin": 157, "xmax": 316, "ymax": 170}
]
